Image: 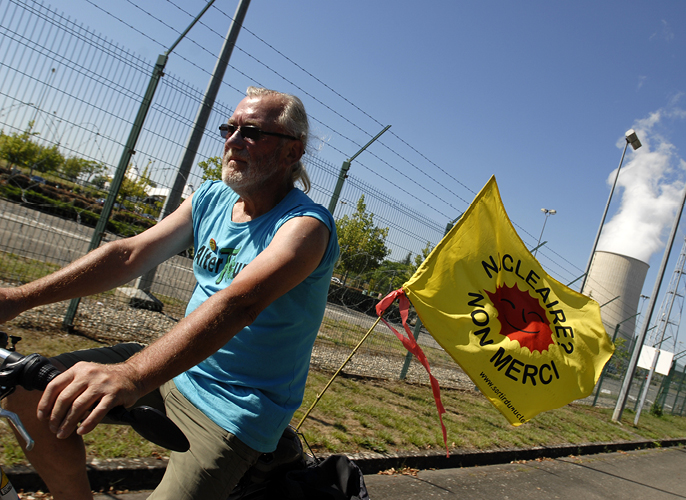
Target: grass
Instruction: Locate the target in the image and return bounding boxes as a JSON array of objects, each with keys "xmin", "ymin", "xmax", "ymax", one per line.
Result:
[
  {"xmin": 1, "ymin": 325, "xmax": 686, "ymax": 467},
  {"xmin": 318, "ymin": 315, "xmax": 456, "ymax": 366},
  {"xmin": 0, "ymin": 252, "xmax": 61, "ymax": 284},
  {"xmin": 297, "ymin": 372, "xmax": 686, "ymax": 455}
]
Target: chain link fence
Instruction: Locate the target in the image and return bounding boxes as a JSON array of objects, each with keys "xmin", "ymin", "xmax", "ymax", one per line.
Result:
[{"xmin": 589, "ymin": 323, "xmax": 685, "ymax": 416}]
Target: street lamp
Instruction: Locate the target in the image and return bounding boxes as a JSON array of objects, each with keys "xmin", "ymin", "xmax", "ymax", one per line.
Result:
[
  {"xmin": 580, "ymin": 129, "xmax": 642, "ymax": 293},
  {"xmin": 533, "ymin": 208, "xmax": 556, "ymax": 256},
  {"xmin": 631, "ymin": 294, "xmax": 651, "ymax": 337}
]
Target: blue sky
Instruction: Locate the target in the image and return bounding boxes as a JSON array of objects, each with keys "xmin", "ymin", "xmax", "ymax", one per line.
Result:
[{"xmin": 40, "ymin": 0, "xmax": 686, "ymax": 352}]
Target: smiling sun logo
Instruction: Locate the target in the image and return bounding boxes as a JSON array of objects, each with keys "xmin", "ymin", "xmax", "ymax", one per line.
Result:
[{"xmin": 486, "ymin": 284, "xmax": 554, "ymax": 353}]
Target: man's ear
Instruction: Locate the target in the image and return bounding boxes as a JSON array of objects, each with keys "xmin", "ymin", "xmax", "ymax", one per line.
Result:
[{"xmin": 283, "ymin": 138, "xmax": 305, "ymax": 166}]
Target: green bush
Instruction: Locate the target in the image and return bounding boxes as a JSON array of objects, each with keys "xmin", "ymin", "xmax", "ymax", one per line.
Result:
[
  {"xmin": 650, "ymin": 401, "xmax": 664, "ymax": 418},
  {"xmin": 0, "ymin": 174, "xmax": 152, "ymax": 238}
]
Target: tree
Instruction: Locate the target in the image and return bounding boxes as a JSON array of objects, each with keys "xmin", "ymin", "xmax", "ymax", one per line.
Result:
[
  {"xmin": 117, "ymin": 162, "xmax": 156, "ymax": 205},
  {"xmin": 367, "ymin": 259, "xmax": 413, "ymax": 294},
  {"xmin": 198, "ymin": 156, "xmax": 222, "ymax": 182},
  {"xmin": 365, "ymin": 242, "xmax": 433, "ymax": 294},
  {"xmin": 61, "ymin": 157, "xmax": 105, "ymax": 183},
  {"xmin": 32, "ymin": 143, "xmax": 63, "ymax": 174},
  {"xmin": 0, "ymin": 124, "xmax": 64, "ymax": 175},
  {"xmin": 335, "ymin": 195, "xmax": 390, "ymax": 281},
  {"xmin": 91, "ymin": 174, "xmax": 108, "ymax": 189},
  {"xmin": 402, "ymin": 251, "xmax": 412, "ymax": 266},
  {"xmin": 0, "ymin": 125, "xmax": 41, "ymax": 169},
  {"xmin": 413, "ymin": 241, "xmax": 433, "ymax": 270},
  {"xmin": 82, "ymin": 159, "xmax": 106, "ymax": 184}
]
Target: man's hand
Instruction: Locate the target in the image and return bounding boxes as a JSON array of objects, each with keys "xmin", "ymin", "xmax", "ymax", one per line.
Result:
[{"xmin": 37, "ymin": 362, "xmax": 142, "ymax": 439}]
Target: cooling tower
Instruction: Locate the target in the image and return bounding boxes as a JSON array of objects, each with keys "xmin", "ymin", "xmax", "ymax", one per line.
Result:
[{"xmin": 581, "ymin": 251, "xmax": 649, "ymax": 342}]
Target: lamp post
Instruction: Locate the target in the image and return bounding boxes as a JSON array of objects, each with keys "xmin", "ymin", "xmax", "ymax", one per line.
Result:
[
  {"xmin": 534, "ymin": 208, "xmax": 556, "ymax": 256},
  {"xmin": 580, "ymin": 129, "xmax": 642, "ymax": 293},
  {"xmin": 634, "ymin": 294, "xmax": 650, "ymax": 337}
]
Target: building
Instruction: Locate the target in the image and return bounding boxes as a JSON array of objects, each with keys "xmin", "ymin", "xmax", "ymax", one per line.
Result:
[{"xmin": 582, "ymin": 251, "xmax": 649, "ymax": 342}]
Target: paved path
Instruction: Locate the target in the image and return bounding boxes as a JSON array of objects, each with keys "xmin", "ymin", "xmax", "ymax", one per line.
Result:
[
  {"xmin": 365, "ymin": 446, "xmax": 686, "ymax": 499},
  {"xmin": 92, "ymin": 446, "xmax": 686, "ymax": 499}
]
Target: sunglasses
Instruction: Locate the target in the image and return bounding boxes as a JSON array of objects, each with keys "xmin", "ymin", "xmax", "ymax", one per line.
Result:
[{"xmin": 219, "ymin": 124, "xmax": 299, "ymax": 142}]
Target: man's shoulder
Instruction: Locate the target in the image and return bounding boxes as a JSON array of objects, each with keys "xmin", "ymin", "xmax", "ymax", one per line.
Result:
[{"xmin": 281, "ymin": 189, "xmax": 334, "ymax": 227}]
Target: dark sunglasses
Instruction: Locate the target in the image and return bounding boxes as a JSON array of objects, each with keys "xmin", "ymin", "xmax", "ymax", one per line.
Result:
[{"xmin": 219, "ymin": 123, "xmax": 299, "ymax": 142}]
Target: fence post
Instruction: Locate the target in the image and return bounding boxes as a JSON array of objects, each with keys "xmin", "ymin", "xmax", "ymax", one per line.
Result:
[
  {"xmin": 62, "ymin": 53, "xmax": 168, "ymax": 329},
  {"xmin": 133, "ymin": 0, "xmax": 251, "ymax": 302},
  {"xmin": 656, "ymin": 359, "xmax": 676, "ymax": 411},
  {"xmin": 634, "ymin": 372, "xmax": 647, "ymax": 412},
  {"xmin": 592, "ymin": 322, "xmax": 623, "ymax": 406},
  {"xmin": 327, "ymin": 125, "xmax": 390, "ymax": 216},
  {"xmin": 60, "ymin": 2, "xmax": 217, "ymax": 329},
  {"xmin": 679, "ymin": 389, "xmax": 686, "ymax": 416}
]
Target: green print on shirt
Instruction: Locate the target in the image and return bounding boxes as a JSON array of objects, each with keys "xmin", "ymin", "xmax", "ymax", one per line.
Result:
[{"xmin": 215, "ymin": 247, "xmax": 244, "ymax": 284}]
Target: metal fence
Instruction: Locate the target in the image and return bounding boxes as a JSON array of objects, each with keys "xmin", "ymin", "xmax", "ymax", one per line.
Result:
[
  {"xmin": 0, "ymin": 0, "xmax": 684, "ymax": 416},
  {"xmin": 589, "ymin": 323, "xmax": 685, "ymax": 416},
  {"xmin": 0, "ymin": 0, "xmax": 460, "ymax": 390}
]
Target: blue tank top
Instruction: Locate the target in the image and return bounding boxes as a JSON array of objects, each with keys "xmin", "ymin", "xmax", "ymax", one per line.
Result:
[{"xmin": 174, "ymin": 181, "xmax": 339, "ymax": 452}]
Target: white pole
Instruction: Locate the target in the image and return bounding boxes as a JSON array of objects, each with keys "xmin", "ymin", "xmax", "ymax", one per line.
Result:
[{"xmin": 612, "ymin": 184, "xmax": 686, "ymax": 422}]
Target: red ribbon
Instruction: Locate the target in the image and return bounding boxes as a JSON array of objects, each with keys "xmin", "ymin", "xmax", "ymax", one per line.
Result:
[{"xmin": 376, "ymin": 289, "xmax": 449, "ymax": 457}]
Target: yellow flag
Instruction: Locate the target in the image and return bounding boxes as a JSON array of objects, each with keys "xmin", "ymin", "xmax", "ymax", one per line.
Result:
[{"xmin": 403, "ymin": 176, "xmax": 614, "ymax": 425}]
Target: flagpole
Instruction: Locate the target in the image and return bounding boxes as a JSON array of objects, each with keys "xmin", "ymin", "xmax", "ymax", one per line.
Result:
[{"xmin": 296, "ymin": 316, "xmax": 383, "ymax": 430}]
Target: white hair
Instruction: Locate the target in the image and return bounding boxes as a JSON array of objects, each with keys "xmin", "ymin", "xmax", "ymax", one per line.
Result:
[{"xmin": 246, "ymin": 86, "xmax": 311, "ymax": 193}]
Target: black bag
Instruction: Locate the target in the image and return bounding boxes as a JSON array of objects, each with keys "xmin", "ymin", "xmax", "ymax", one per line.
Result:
[
  {"xmin": 282, "ymin": 455, "xmax": 369, "ymax": 500},
  {"xmin": 228, "ymin": 427, "xmax": 369, "ymax": 500}
]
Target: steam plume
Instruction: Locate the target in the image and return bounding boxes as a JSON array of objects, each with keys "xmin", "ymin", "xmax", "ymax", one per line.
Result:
[{"xmin": 597, "ymin": 107, "xmax": 686, "ymax": 264}]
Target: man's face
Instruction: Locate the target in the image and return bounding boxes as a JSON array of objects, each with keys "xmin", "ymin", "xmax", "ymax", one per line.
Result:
[{"xmin": 221, "ymin": 95, "xmax": 290, "ymax": 192}]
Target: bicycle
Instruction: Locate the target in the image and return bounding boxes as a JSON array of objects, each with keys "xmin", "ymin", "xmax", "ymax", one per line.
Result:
[
  {"xmin": 0, "ymin": 331, "xmax": 368, "ymax": 499},
  {"xmin": 0, "ymin": 331, "xmax": 189, "ymax": 499}
]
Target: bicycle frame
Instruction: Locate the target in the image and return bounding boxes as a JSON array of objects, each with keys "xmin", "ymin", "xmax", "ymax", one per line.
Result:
[{"xmin": 0, "ymin": 334, "xmax": 27, "ymax": 500}]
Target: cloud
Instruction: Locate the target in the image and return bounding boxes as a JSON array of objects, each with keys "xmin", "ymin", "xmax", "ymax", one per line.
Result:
[
  {"xmin": 597, "ymin": 107, "xmax": 686, "ymax": 263},
  {"xmin": 650, "ymin": 19, "xmax": 674, "ymax": 42},
  {"xmin": 637, "ymin": 75, "xmax": 647, "ymax": 91}
]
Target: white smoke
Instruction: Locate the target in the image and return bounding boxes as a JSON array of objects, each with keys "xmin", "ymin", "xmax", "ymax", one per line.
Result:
[{"xmin": 597, "ymin": 107, "xmax": 686, "ymax": 263}]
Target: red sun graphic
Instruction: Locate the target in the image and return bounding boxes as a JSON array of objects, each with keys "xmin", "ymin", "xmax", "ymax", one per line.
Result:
[{"xmin": 486, "ymin": 284, "xmax": 554, "ymax": 353}]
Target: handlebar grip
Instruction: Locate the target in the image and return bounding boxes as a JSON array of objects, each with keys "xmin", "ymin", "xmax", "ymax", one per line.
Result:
[
  {"xmin": 0, "ymin": 351, "xmax": 61, "ymax": 392},
  {"xmin": 19, "ymin": 353, "xmax": 61, "ymax": 391}
]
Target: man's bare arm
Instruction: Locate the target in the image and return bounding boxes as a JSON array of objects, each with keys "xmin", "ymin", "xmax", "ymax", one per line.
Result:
[
  {"xmin": 38, "ymin": 215, "xmax": 331, "ymax": 438},
  {"xmin": 0, "ymin": 197, "xmax": 194, "ymax": 324}
]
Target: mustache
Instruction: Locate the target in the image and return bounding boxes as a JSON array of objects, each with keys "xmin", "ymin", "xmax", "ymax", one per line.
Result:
[{"xmin": 223, "ymin": 149, "xmax": 249, "ymax": 164}]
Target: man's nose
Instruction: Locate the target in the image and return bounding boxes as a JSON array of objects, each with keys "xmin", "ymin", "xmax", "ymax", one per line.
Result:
[{"xmin": 224, "ymin": 129, "xmax": 246, "ymax": 150}]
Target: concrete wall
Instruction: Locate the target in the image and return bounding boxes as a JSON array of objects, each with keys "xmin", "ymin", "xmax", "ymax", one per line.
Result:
[{"xmin": 582, "ymin": 251, "xmax": 649, "ymax": 342}]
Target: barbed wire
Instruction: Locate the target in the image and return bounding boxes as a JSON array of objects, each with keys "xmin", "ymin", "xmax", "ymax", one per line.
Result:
[{"xmin": 79, "ymin": 0, "xmax": 466, "ymax": 223}]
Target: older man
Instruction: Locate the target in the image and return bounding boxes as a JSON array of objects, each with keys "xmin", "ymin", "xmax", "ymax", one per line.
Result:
[{"xmin": 1, "ymin": 87, "xmax": 339, "ymax": 499}]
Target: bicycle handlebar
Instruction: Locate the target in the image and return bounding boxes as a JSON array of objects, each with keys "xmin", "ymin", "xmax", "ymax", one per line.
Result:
[
  {"xmin": 0, "ymin": 349, "xmax": 61, "ymax": 392},
  {"xmin": 0, "ymin": 341, "xmax": 189, "ymax": 453}
]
